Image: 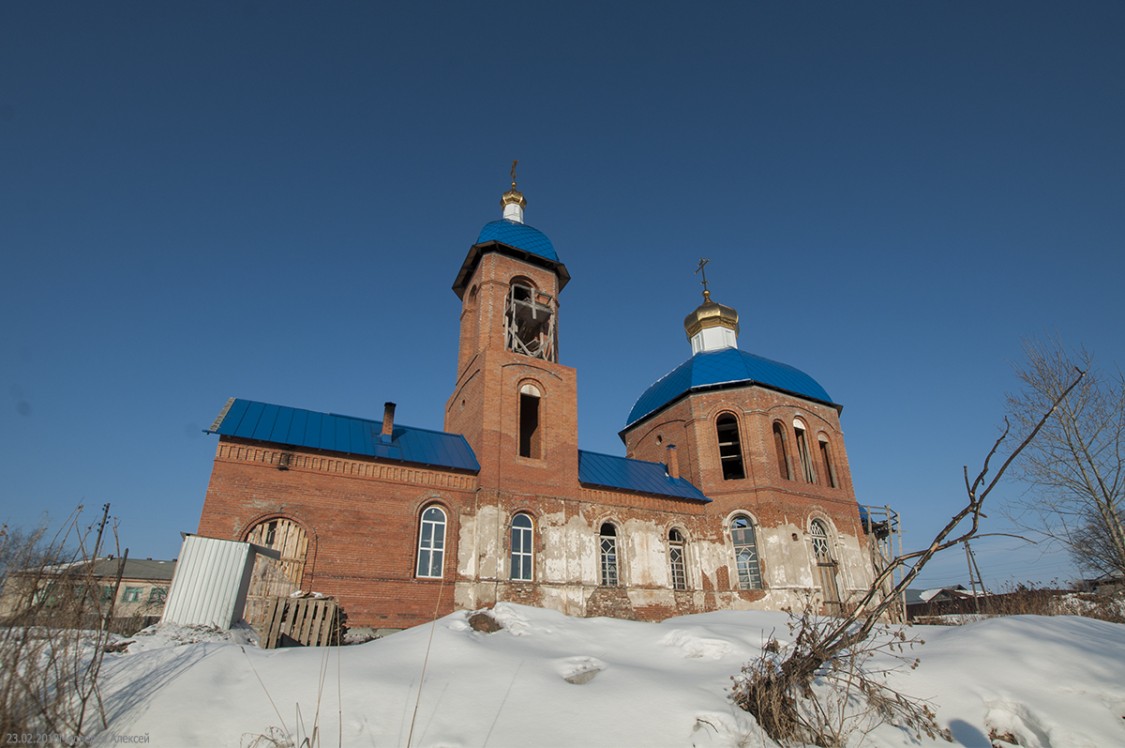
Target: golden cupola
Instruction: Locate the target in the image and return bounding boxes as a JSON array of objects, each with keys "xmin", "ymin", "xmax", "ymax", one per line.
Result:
[
  {"xmin": 500, "ymin": 160, "xmax": 526, "ymax": 223},
  {"xmin": 684, "ymin": 289, "xmax": 740, "ymax": 354}
]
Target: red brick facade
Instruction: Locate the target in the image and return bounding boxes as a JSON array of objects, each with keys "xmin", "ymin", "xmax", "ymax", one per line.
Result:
[{"xmin": 196, "ymin": 194, "xmax": 875, "ymax": 631}]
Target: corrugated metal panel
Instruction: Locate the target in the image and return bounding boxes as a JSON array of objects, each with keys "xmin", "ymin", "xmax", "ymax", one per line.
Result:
[
  {"xmin": 578, "ymin": 450, "xmax": 710, "ymax": 503},
  {"xmin": 161, "ymin": 535, "xmax": 257, "ymax": 629},
  {"xmin": 625, "ymin": 348, "xmax": 836, "ymax": 428},
  {"xmin": 206, "ymin": 399, "xmax": 481, "ymax": 473},
  {"xmin": 475, "ymin": 219, "xmax": 558, "ymax": 261}
]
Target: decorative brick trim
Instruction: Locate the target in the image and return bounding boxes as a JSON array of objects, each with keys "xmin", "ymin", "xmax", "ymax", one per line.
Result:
[{"xmin": 216, "ymin": 442, "xmax": 477, "ymax": 490}]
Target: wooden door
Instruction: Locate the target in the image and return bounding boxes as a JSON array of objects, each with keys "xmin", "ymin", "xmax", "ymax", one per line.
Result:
[{"xmin": 244, "ymin": 518, "xmax": 308, "ymax": 626}]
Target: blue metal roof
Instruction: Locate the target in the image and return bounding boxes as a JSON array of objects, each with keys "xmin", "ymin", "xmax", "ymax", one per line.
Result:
[
  {"xmin": 578, "ymin": 450, "xmax": 710, "ymax": 503},
  {"xmin": 476, "ymin": 219, "xmax": 558, "ymax": 262},
  {"xmin": 207, "ymin": 398, "xmax": 480, "ymax": 473},
  {"xmin": 625, "ymin": 348, "xmax": 836, "ymax": 428}
]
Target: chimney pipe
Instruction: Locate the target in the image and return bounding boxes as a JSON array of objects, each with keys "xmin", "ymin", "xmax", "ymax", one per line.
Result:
[
  {"xmin": 381, "ymin": 402, "xmax": 396, "ymax": 439},
  {"xmin": 665, "ymin": 444, "xmax": 680, "ymax": 480}
]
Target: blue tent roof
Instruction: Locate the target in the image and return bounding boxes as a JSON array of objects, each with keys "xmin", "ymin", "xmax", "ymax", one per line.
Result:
[
  {"xmin": 578, "ymin": 450, "xmax": 710, "ymax": 503},
  {"xmin": 475, "ymin": 219, "xmax": 558, "ymax": 262},
  {"xmin": 207, "ymin": 399, "xmax": 480, "ymax": 473},
  {"xmin": 625, "ymin": 348, "xmax": 836, "ymax": 428}
]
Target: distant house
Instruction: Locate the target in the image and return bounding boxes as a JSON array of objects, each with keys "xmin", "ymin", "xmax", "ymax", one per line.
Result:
[
  {"xmin": 904, "ymin": 585, "xmax": 972, "ymax": 620},
  {"xmin": 0, "ymin": 557, "xmax": 176, "ymax": 633},
  {"xmin": 1077, "ymin": 573, "xmax": 1125, "ymax": 595}
]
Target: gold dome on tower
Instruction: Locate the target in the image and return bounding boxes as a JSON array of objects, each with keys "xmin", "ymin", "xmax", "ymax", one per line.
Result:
[{"xmin": 684, "ymin": 290, "xmax": 740, "ymax": 340}]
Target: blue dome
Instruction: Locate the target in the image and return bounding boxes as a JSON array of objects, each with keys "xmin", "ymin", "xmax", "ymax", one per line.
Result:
[
  {"xmin": 476, "ymin": 219, "xmax": 558, "ymax": 262},
  {"xmin": 625, "ymin": 348, "xmax": 835, "ymax": 428}
]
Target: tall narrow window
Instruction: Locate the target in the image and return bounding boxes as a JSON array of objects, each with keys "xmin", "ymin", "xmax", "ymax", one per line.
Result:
[
  {"xmin": 716, "ymin": 413, "xmax": 745, "ymax": 480},
  {"xmin": 794, "ymin": 419, "xmax": 816, "ymax": 483},
  {"xmin": 599, "ymin": 523, "xmax": 619, "ymax": 587},
  {"xmin": 668, "ymin": 529, "xmax": 687, "ymax": 590},
  {"xmin": 731, "ymin": 515, "xmax": 763, "ymax": 590},
  {"xmin": 773, "ymin": 422, "xmax": 792, "ymax": 480},
  {"xmin": 510, "ymin": 513, "xmax": 534, "ymax": 581},
  {"xmin": 810, "ymin": 519, "xmax": 841, "ymax": 613},
  {"xmin": 518, "ymin": 383, "xmax": 541, "ymax": 458},
  {"xmin": 416, "ymin": 505, "xmax": 447, "ymax": 578},
  {"xmin": 818, "ymin": 436, "xmax": 838, "ymax": 488}
]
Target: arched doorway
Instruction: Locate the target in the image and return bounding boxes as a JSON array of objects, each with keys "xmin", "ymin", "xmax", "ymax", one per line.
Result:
[{"xmin": 244, "ymin": 517, "xmax": 308, "ymax": 625}]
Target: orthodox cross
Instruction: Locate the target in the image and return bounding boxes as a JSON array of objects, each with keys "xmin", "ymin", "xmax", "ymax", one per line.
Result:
[
  {"xmin": 510, "ymin": 159, "xmax": 519, "ymax": 187},
  {"xmin": 695, "ymin": 257, "xmax": 711, "ymax": 298}
]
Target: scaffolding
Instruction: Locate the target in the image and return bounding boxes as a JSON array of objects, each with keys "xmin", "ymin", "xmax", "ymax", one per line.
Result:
[
  {"xmin": 859, "ymin": 503, "xmax": 904, "ymax": 621},
  {"xmin": 505, "ymin": 282, "xmax": 557, "ymax": 361}
]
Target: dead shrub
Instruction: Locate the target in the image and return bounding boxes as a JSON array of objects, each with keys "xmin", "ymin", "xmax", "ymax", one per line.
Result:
[
  {"xmin": 730, "ymin": 599, "xmax": 947, "ymax": 747},
  {"xmin": 0, "ymin": 505, "xmax": 124, "ymax": 738}
]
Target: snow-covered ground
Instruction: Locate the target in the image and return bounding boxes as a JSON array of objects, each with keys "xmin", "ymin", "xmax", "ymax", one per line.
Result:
[{"xmin": 88, "ymin": 604, "xmax": 1124, "ymax": 747}]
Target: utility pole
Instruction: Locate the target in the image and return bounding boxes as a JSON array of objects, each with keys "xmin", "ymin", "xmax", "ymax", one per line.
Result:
[{"xmin": 964, "ymin": 539, "xmax": 987, "ymax": 614}]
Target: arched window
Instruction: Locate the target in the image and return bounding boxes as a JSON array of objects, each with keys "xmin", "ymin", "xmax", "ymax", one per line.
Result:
[
  {"xmin": 793, "ymin": 418, "xmax": 817, "ymax": 483},
  {"xmin": 518, "ymin": 383, "xmax": 542, "ymax": 458},
  {"xmin": 599, "ymin": 522, "xmax": 619, "ymax": 587},
  {"xmin": 810, "ymin": 519, "xmax": 833, "ymax": 563},
  {"xmin": 731, "ymin": 515, "xmax": 763, "ymax": 590},
  {"xmin": 773, "ymin": 422, "xmax": 792, "ymax": 480},
  {"xmin": 668, "ymin": 528, "xmax": 687, "ymax": 590},
  {"xmin": 818, "ymin": 435, "xmax": 838, "ymax": 488},
  {"xmin": 416, "ymin": 505, "xmax": 447, "ymax": 578},
  {"xmin": 510, "ymin": 513, "xmax": 534, "ymax": 582},
  {"xmin": 506, "ymin": 278, "xmax": 556, "ymax": 361},
  {"xmin": 716, "ymin": 413, "xmax": 745, "ymax": 480}
]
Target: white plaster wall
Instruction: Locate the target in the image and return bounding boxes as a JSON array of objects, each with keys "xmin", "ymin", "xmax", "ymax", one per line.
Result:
[{"xmin": 453, "ymin": 498, "xmax": 876, "ymax": 619}]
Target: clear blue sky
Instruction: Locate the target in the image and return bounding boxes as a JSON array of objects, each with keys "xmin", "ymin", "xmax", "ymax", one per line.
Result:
[{"xmin": 3, "ymin": 2, "xmax": 1123, "ymax": 591}]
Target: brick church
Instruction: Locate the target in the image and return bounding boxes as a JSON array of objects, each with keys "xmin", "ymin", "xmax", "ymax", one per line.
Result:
[{"xmin": 195, "ymin": 174, "xmax": 878, "ymax": 632}]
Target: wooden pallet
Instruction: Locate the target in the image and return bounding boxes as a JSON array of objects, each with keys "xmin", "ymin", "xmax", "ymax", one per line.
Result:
[{"xmin": 258, "ymin": 596, "xmax": 341, "ymax": 648}]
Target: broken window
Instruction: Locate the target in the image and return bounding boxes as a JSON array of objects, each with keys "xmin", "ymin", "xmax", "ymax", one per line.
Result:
[
  {"xmin": 510, "ymin": 513, "xmax": 534, "ymax": 582},
  {"xmin": 599, "ymin": 523, "xmax": 619, "ymax": 587},
  {"xmin": 716, "ymin": 413, "xmax": 745, "ymax": 480},
  {"xmin": 773, "ymin": 422, "xmax": 792, "ymax": 480},
  {"xmin": 794, "ymin": 418, "xmax": 817, "ymax": 483},
  {"xmin": 818, "ymin": 436, "xmax": 838, "ymax": 488},
  {"xmin": 731, "ymin": 515, "xmax": 763, "ymax": 590},
  {"xmin": 416, "ymin": 505, "xmax": 447, "ymax": 578},
  {"xmin": 518, "ymin": 383, "xmax": 541, "ymax": 458},
  {"xmin": 505, "ymin": 280, "xmax": 556, "ymax": 361},
  {"xmin": 668, "ymin": 528, "xmax": 687, "ymax": 590}
]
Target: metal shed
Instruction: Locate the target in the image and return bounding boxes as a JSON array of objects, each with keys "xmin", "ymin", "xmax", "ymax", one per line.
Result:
[{"xmin": 161, "ymin": 535, "xmax": 278, "ymax": 629}]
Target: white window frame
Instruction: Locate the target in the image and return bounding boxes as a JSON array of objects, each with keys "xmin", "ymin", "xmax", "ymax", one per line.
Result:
[
  {"xmin": 510, "ymin": 513, "xmax": 534, "ymax": 581},
  {"xmin": 416, "ymin": 505, "xmax": 447, "ymax": 578},
  {"xmin": 668, "ymin": 528, "xmax": 687, "ymax": 590}
]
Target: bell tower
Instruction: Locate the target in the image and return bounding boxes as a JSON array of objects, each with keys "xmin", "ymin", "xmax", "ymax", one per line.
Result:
[{"xmin": 445, "ymin": 166, "xmax": 578, "ymax": 491}]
